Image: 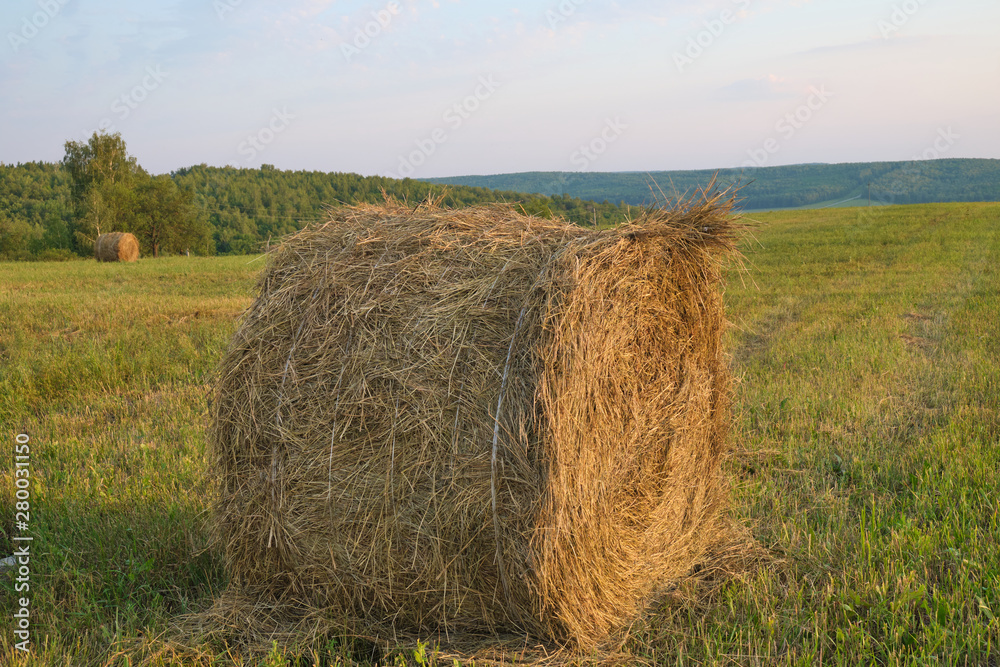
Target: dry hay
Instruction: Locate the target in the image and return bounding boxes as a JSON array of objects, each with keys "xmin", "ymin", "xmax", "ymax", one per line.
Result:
[
  {"xmin": 95, "ymin": 231, "xmax": 140, "ymax": 262},
  {"xmin": 208, "ymin": 189, "xmax": 740, "ymax": 652}
]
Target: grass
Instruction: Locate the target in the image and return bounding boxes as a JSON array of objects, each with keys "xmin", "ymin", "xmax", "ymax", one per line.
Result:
[
  {"xmin": 2, "ymin": 202, "xmax": 999, "ymax": 665},
  {"xmin": 0, "ymin": 256, "xmax": 258, "ymax": 665}
]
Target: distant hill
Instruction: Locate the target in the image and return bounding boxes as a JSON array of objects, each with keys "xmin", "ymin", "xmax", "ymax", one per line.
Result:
[{"xmin": 422, "ymin": 159, "xmax": 1000, "ymax": 211}]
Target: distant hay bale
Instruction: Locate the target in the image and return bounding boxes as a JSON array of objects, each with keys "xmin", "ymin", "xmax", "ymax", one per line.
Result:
[
  {"xmin": 94, "ymin": 232, "xmax": 140, "ymax": 262},
  {"xmin": 209, "ymin": 193, "xmax": 738, "ymax": 649}
]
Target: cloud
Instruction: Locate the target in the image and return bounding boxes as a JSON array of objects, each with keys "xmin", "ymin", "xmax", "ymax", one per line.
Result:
[{"xmin": 789, "ymin": 35, "xmax": 929, "ymax": 57}]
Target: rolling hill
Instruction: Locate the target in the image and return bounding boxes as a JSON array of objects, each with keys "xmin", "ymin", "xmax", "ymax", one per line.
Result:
[{"xmin": 422, "ymin": 158, "xmax": 1000, "ymax": 211}]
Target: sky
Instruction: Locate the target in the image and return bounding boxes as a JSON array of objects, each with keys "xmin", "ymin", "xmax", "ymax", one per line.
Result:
[{"xmin": 1, "ymin": 0, "xmax": 998, "ymax": 178}]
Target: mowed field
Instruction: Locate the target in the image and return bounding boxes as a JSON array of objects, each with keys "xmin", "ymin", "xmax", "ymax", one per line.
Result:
[{"xmin": 2, "ymin": 202, "xmax": 999, "ymax": 665}]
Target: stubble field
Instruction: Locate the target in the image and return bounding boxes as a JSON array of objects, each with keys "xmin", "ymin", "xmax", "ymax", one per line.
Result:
[{"xmin": 2, "ymin": 202, "xmax": 998, "ymax": 665}]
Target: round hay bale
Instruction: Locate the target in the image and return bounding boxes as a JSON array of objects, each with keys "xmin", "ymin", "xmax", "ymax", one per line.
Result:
[
  {"xmin": 94, "ymin": 232, "xmax": 140, "ymax": 262},
  {"xmin": 210, "ymin": 196, "xmax": 738, "ymax": 649}
]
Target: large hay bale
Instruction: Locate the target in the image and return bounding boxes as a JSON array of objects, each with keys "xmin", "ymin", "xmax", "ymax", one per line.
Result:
[
  {"xmin": 210, "ymin": 195, "xmax": 737, "ymax": 649},
  {"xmin": 94, "ymin": 232, "xmax": 140, "ymax": 262}
]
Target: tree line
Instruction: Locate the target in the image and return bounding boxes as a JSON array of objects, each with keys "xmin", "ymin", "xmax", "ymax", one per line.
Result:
[{"xmin": 0, "ymin": 132, "xmax": 631, "ymax": 261}]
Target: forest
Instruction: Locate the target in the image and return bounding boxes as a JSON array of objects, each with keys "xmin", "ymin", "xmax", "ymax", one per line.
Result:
[
  {"xmin": 170, "ymin": 164, "xmax": 628, "ymax": 255},
  {"xmin": 0, "ymin": 135, "xmax": 629, "ymax": 260}
]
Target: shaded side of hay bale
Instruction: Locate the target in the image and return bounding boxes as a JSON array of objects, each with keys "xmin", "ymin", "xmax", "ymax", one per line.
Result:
[
  {"xmin": 95, "ymin": 232, "xmax": 140, "ymax": 262},
  {"xmin": 210, "ymin": 196, "xmax": 737, "ymax": 648},
  {"xmin": 212, "ymin": 204, "xmax": 567, "ymax": 637}
]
